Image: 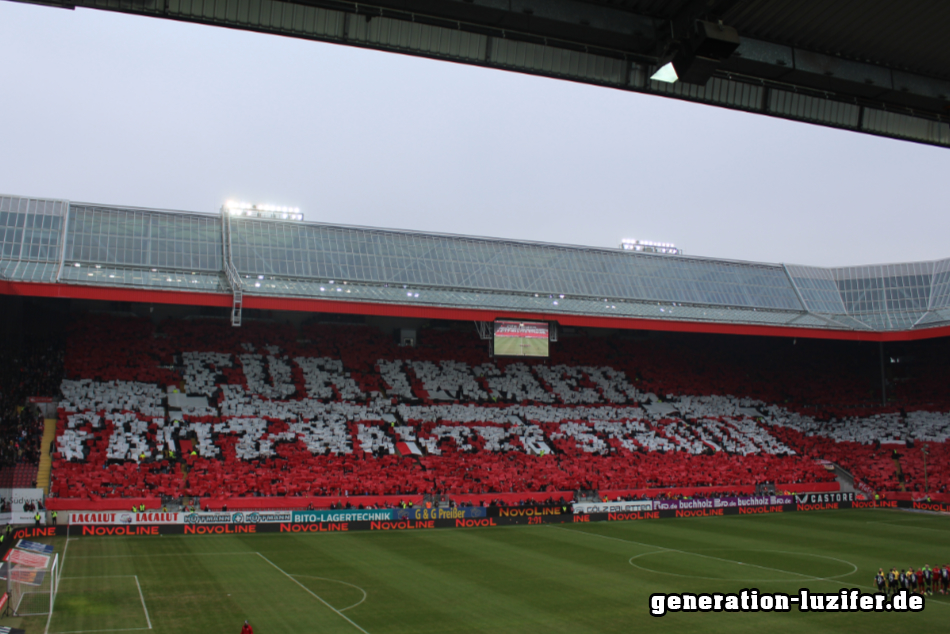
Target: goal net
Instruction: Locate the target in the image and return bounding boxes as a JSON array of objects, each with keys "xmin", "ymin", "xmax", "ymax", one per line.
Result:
[{"xmin": 3, "ymin": 546, "xmax": 59, "ymax": 616}]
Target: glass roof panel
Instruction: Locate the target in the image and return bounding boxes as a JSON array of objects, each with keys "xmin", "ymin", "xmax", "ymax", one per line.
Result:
[
  {"xmin": 66, "ymin": 205, "xmax": 222, "ymax": 272},
  {"xmin": 1, "ymin": 197, "xmax": 945, "ymax": 332},
  {"xmin": 229, "ymin": 220, "xmax": 802, "ymax": 310}
]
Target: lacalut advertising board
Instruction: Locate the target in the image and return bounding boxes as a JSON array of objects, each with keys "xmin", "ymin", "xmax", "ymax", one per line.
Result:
[
  {"xmin": 183, "ymin": 511, "xmax": 292, "ymax": 524},
  {"xmin": 572, "ymin": 501, "xmax": 654, "ymax": 514},
  {"xmin": 70, "ymin": 512, "xmax": 182, "ymax": 525}
]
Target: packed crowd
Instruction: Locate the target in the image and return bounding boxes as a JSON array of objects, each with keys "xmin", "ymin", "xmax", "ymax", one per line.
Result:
[
  {"xmin": 47, "ymin": 315, "xmax": 950, "ymax": 501},
  {"xmin": 0, "ymin": 340, "xmax": 63, "ymax": 474}
]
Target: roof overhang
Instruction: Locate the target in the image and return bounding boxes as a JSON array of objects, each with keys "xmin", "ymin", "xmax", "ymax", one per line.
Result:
[
  {"xmin": 5, "ymin": 279, "xmax": 949, "ymax": 342},
  {"xmin": 9, "ymin": 0, "xmax": 950, "ymax": 147}
]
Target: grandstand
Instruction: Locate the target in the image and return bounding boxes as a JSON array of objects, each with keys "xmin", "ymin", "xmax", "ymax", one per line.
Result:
[{"xmin": 0, "ymin": 193, "xmax": 948, "ymax": 515}]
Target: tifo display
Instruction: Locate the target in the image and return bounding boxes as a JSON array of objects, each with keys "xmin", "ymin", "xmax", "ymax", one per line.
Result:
[{"xmin": 42, "ymin": 316, "xmax": 950, "ymax": 505}]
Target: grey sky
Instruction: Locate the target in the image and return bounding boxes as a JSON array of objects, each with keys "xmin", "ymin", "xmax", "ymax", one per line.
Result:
[{"xmin": 2, "ymin": 2, "xmax": 948, "ymax": 269}]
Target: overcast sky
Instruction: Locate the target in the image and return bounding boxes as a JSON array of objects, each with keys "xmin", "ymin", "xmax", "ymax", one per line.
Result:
[{"xmin": 2, "ymin": 2, "xmax": 948, "ymax": 269}]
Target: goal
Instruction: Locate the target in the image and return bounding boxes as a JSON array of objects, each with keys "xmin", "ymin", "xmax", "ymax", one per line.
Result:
[{"xmin": 6, "ymin": 552, "xmax": 59, "ymax": 616}]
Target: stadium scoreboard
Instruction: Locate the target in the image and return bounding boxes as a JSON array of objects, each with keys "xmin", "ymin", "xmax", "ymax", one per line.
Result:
[{"xmin": 493, "ymin": 321, "xmax": 549, "ymax": 357}]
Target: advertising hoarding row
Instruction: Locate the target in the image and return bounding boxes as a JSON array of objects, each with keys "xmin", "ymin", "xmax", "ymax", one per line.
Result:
[
  {"xmin": 575, "ymin": 493, "xmax": 854, "ymax": 513},
  {"xmin": 68, "ymin": 495, "xmax": 859, "ymax": 527},
  {"xmin": 10, "ymin": 497, "xmax": 942, "ymax": 543},
  {"xmin": 70, "ymin": 507, "xmax": 497, "ymax": 525},
  {"xmin": 68, "ymin": 511, "xmax": 296, "ymax": 525}
]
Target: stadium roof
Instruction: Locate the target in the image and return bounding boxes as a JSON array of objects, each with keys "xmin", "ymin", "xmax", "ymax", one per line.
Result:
[
  {"xmin": 10, "ymin": 0, "xmax": 950, "ymax": 148},
  {"xmin": 2, "ymin": 194, "xmax": 949, "ymax": 341}
]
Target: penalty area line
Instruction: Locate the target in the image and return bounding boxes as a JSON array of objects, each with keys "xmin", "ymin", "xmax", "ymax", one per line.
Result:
[
  {"xmin": 134, "ymin": 576, "xmax": 152, "ymax": 630},
  {"xmin": 256, "ymin": 553, "xmax": 371, "ymax": 634},
  {"xmin": 53, "ymin": 627, "xmax": 150, "ymax": 634}
]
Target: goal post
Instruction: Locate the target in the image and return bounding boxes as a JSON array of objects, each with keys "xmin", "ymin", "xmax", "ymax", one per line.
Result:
[{"xmin": 6, "ymin": 552, "xmax": 58, "ymax": 616}]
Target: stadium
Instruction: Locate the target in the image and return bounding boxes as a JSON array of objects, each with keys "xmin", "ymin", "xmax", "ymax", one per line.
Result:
[{"xmin": 2, "ymin": 1, "xmax": 950, "ymax": 633}]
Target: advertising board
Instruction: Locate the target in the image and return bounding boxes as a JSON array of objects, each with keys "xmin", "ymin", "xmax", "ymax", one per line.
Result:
[
  {"xmin": 44, "ymin": 495, "xmax": 940, "ymax": 542},
  {"xmin": 792, "ymin": 492, "xmax": 854, "ymax": 504},
  {"xmin": 183, "ymin": 511, "xmax": 292, "ymax": 524},
  {"xmin": 651, "ymin": 495, "xmax": 794, "ymax": 511},
  {"xmin": 393, "ymin": 507, "xmax": 487, "ymax": 520},
  {"xmin": 292, "ymin": 510, "xmax": 396, "ymax": 523},
  {"xmin": 70, "ymin": 512, "xmax": 181, "ymax": 525},
  {"xmin": 572, "ymin": 501, "xmax": 654, "ymax": 514}
]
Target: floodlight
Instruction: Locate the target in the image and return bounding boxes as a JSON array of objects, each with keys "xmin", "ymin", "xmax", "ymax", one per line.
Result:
[
  {"xmin": 222, "ymin": 201, "xmax": 302, "ymax": 221},
  {"xmin": 650, "ymin": 62, "xmax": 679, "ymax": 83}
]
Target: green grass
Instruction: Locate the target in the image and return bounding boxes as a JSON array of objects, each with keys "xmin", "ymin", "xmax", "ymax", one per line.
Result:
[
  {"xmin": 5, "ymin": 509, "xmax": 950, "ymax": 633},
  {"xmin": 494, "ymin": 336, "xmax": 549, "ymax": 357}
]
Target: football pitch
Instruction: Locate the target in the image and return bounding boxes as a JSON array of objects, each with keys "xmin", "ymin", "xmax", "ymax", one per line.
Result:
[
  {"xmin": 7, "ymin": 509, "xmax": 950, "ymax": 634},
  {"xmin": 494, "ymin": 337, "xmax": 549, "ymax": 357}
]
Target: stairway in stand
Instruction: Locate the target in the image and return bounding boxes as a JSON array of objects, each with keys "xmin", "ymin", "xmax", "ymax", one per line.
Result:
[
  {"xmin": 893, "ymin": 457, "xmax": 906, "ymax": 492},
  {"xmin": 36, "ymin": 418, "xmax": 57, "ymax": 494}
]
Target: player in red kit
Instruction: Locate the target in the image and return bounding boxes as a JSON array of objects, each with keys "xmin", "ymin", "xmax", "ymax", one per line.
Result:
[{"xmin": 241, "ymin": 620, "xmax": 253, "ymax": 634}]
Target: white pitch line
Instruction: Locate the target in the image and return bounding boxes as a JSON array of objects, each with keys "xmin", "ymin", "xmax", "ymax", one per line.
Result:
[
  {"xmin": 67, "ymin": 552, "xmax": 257, "ymax": 559},
  {"xmin": 45, "ymin": 537, "xmax": 72, "ymax": 634},
  {"xmin": 134, "ymin": 576, "xmax": 152, "ymax": 630},
  {"xmin": 865, "ymin": 520, "xmax": 950, "ymax": 533},
  {"xmin": 550, "ymin": 525, "xmax": 950, "ymax": 609},
  {"xmin": 549, "ymin": 525, "xmax": 852, "ymax": 581},
  {"xmin": 53, "ymin": 627, "xmax": 148, "ymax": 634},
  {"xmin": 291, "ymin": 575, "xmax": 368, "ymax": 612},
  {"xmin": 257, "ymin": 553, "xmax": 371, "ymax": 634},
  {"xmin": 61, "ymin": 575, "xmax": 135, "ymax": 580}
]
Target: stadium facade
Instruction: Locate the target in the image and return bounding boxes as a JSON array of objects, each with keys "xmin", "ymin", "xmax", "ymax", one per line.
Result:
[{"xmin": 1, "ymin": 193, "xmax": 949, "ymax": 341}]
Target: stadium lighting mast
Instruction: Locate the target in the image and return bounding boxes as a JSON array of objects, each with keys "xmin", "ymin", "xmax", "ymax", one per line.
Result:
[
  {"xmin": 222, "ymin": 200, "xmax": 303, "ymax": 221},
  {"xmin": 620, "ymin": 239, "xmax": 681, "ymax": 255}
]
